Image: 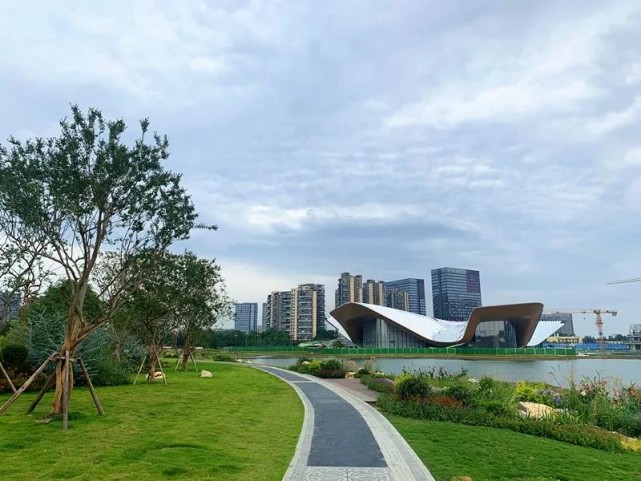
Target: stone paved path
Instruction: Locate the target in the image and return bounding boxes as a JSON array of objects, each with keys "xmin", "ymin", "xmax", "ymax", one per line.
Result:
[{"xmin": 258, "ymin": 366, "xmax": 435, "ymax": 481}]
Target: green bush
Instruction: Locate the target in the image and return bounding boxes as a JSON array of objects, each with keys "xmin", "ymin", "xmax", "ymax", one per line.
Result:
[
  {"xmin": 377, "ymin": 394, "xmax": 624, "ymax": 452},
  {"xmin": 211, "ymin": 350, "xmax": 237, "ymax": 362},
  {"xmin": 1, "ymin": 343, "xmax": 30, "ymax": 372},
  {"xmin": 360, "ymin": 374, "xmax": 394, "ymax": 394},
  {"xmin": 27, "ymin": 312, "xmax": 138, "ymax": 387},
  {"xmin": 288, "ymin": 358, "xmax": 347, "ymax": 378},
  {"xmin": 316, "ymin": 359, "xmax": 347, "ymax": 378},
  {"xmin": 515, "ymin": 381, "xmax": 547, "ymax": 403},
  {"xmin": 394, "ymin": 371, "xmax": 432, "ymax": 401},
  {"xmin": 446, "ymin": 383, "xmax": 475, "ymax": 406}
]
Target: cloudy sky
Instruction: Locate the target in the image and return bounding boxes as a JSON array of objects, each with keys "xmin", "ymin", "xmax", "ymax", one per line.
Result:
[{"xmin": 1, "ymin": 1, "xmax": 640, "ymax": 334}]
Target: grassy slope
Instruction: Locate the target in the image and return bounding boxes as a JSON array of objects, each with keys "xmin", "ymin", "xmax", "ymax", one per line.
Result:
[
  {"xmin": 386, "ymin": 415, "xmax": 641, "ymax": 481},
  {"xmin": 0, "ymin": 363, "xmax": 302, "ymax": 481}
]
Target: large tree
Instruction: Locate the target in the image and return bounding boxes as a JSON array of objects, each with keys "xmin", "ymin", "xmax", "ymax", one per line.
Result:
[
  {"xmin": 175, "ymin": 252, "xmax": 229, "ymax": 370},
  {"xmin": 0, "ymin": 106, "xmax": 208, "ymax": 417},
  {"xmin": 116, "ymin": 251, "xmax": 228, "ymax": 378},
  {"xmin": 0, "ymin": 230, "xmax": 48, "ymax": 324}
]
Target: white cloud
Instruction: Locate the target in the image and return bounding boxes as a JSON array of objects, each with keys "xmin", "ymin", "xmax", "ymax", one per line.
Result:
[
  {"xmin": 387, "ymin": 81, "xmax": 597, "ymax": 129},
  {"xmin": 2, "ymin": 1, "xmax": 641, "ymax": 325},
  {"xmin": 586, "ymin": 97, "xmax": 641, "ymax": 135}
]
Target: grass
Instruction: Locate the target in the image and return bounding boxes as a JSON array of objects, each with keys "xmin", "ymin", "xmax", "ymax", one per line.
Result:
[
  {"xmin": 386, "ymin": 415, "xmax": 641, "ymax": 481},
  {"xmin": 0, "ymin": 363, "xmax": 302, "ymax": 481}
]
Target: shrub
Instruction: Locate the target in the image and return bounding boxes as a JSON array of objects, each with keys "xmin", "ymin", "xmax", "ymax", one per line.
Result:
[
  {"xmin": 315, "ymin": 359, "xmax": 347, "ymax": 378},
  {"xmin": 480, "ymin": 400, "xmax": 512, "ymax": 417},
  {"xmin": 27, "ymin": 312, "xmax": 139, "ymax": 387},
  {"xmin": 477, "ymin": 376, "xmax": 516, "ymax": 407},
  {"xmin": 515, "ymin": 381, "xmax": 548, "ymax": 404},
  {"xmin": 446, "ymin": 383, "xmax": 476, "ymax": 406},
  {"xmin": 211, "ymin": 350, "xmax": 237, "ymax": 362},
  {"xmin": 360, "ymin": 374, "xmax": 394, "ymax": 394},
  {"xmin": 321, "ymin": 359, "xmax": 342, "ymax": 370},
  {"xmin": 429, "ymin": 395, "xmax": 464, "ymax": 409},
  {"xmin": 289, "ymin": 358, "xmax": 347, "ymax": 378},
  {"xmin": 377, "ymin": 394, "xmax": 625, "ymax": 452},
  {"xmin": 394, "ymin": 371, "xmax": 432, "ymax": 401},
  {"xmin": 1, "ymin": 343, "xmax": 30, "ymax": 372}
]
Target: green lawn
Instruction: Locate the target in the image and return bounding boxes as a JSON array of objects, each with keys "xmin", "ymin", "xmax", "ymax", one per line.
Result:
[
  {"xmin": 386, "ymin": 415, "xmax": 641, "ymax": 481},
  {"xmin": 0, "ymin": 363, "xmax": 302, "ymax": 481}
]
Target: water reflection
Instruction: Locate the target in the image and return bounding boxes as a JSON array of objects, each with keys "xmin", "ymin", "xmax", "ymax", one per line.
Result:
[{"xmin": 250, "ymin": 357, "xmax": 641, "ymax": 386}]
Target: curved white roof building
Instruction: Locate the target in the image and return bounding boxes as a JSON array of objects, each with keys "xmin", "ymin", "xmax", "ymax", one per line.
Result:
[{"xmin": 330, "ymin": 302, "xmax": 558, "ymax": 348}]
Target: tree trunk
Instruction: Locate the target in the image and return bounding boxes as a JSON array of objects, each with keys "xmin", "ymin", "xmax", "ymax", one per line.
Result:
[
  {"xmin": 49, "ymin": 344, "xmax": 76, "ymax": 415},
  {"xmin": 180, "ymin": 344, "xmax": 191, "ymax": 371},
  {"xmin": 50, "ymin": 293, "xmax": 84, "ymax": 416},
  {"xmin": 146, "ymin": 344, "xmax": 159, "ymax": 381}
]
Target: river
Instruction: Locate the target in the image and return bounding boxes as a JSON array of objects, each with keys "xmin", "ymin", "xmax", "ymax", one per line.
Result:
[{"xmin": 250, "ymin": 356, "xmax": 641, "ymax": 387}]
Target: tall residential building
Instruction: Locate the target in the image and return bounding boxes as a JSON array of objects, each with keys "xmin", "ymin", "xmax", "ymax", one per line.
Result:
[
  {"xmin": 383, "ymin": 278, "xmax": 426, "ymax": 315},
  {"xmin": 265, "ymin": 291, "xmax": 292, "ymax": 332},
  {"xmin": 362, "ymin": 279, "xmax": 385, "ymax": 306},
  {"xmin": 266, "ymin": 284, "xmax": 326, "ymax": 340},
  {"xmin": 261, "ymin": 302, "xmax": 268, "ymax": 329},
  {"xmin": 0, "ymin": 291, "xmax": 21, "ymax": 325},
  {"xmin": 385, "ymin": 288, "xmax": 409, "ymax": 311},
  {"xmin": 431, "ymin": 267, "xmax": 482, "ymax": 321},
  {"xmin": 335, "ymin": 272, "xmax": 362, "ymax": 307},
  {"xmin": 540, "ymin": 312, "xmax": 575, "ymax": 336},
  {"xmin": 234, "ymin": 302, "xmax": 258, "ymax": 332}
]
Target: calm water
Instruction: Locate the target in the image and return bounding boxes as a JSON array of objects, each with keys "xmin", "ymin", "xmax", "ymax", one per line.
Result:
[{"xmin": 250, "ymin": 357, "xmax": 641, "ymax": 387}]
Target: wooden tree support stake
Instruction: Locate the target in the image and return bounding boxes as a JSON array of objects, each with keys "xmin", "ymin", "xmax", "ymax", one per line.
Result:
[
  {"xmin": 62, "ymin": 350, "xmax": 70, "ymax": 431},
  {"xmin": 0, "ymin": 354, "xmax": 55, "ymax": 415},
  {"xmin": 174, "ymin": 351, "xmax": 198, "ymax": 372},
  {"xmin": 77, "ymin": 357, "xmax": 104, "ymax": 416},
  {"xmin": 156, "ymin": 354, "xmax": 168, "ymax": 385},
  {"xmin": 0, "ymin": 360, "xmax": 16, "ymax": 393},
  {"xmin": 133, "ymin": 356, "xmax": 147, "ymax": 385},
  {"xmin": 26, "ymin": 371, "xmax": 55, "ymax": 414}
]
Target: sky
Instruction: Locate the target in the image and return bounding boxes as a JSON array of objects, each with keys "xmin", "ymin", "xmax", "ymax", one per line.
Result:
[{"xmin": 1, "ymin": 1, "xmax": 640, "ymax": 334}]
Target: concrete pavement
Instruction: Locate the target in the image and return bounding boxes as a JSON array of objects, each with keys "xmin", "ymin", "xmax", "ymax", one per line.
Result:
[{"xmin": 257, "ymin": 366, "xmax": 435, "ymax": 481}]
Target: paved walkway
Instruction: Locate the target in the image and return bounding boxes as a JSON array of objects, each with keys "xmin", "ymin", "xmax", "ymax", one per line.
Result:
[
  {"xmin": 321, "ymin": 378, "xmax": 379, "ymax": 404},
  {"xmin": 257, "ymin": 366, "xmax": 435, "ymax": 481}
]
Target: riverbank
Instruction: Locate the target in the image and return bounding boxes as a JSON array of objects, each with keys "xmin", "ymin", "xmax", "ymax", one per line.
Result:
[{"xmin": 236, "ymin": 351, "xmax": 581, "ymax": 361}]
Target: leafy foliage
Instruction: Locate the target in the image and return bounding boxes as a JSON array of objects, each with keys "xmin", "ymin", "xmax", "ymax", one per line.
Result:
[
  {"xmin": 116, "ymin": 251, "xmax": 229, "ymax": 378},
  {"xmin": 377, "ymin": 394, "xmax": 625, "ymax": 452},
  {"xmin": 0, "ymin": 105, "xmax": 207, "ymax": 412},
  {"xmin": 359, "ymin": 374, "xmax": 394, "ymax": 394},
  {"xmin": 201, "ymin": 328, "xmax": 292, "ymax": 348},
  {"xmin": 393, "ymin": 370, "xmax": 432, "ymax": 401},
  {"xmin": 371, "ymin": 367, "xmax": 641, "ymax": 451},
  {"xmin": 0, "ymin": 343, "xmax": 29, "ymax": 372},
  {"xmin": 289, "ymin": 357, "xmax": 348, "ymax": 378}
]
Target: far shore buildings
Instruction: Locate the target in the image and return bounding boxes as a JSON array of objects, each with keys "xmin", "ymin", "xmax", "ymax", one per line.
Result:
[
  {"xmin": 265, "ymin": 284, "xmax": 326, "ymax": 341},
  {"xmin": 384, "ymin": 278, "xmax": 426, "ymax": 315},
  {"xmin": 362, "ymin": 279, "xmax": 385, "ymax": 306},
  {"xmin": 385, "ymin": 288, "xmax": 409, "ymax": 312},
  {"xmin": 233, "ymin": 302, "xmax": 258, "ymax": 332},
  {"xmin": 336, "ymin": 273, "xmax": 425, "ymax": 315},
  {"xmin": 261, "ymin": 302, "xmax": 268, "ymax": 330},
  {"xmin": 539, "ymin": 312, "xmax": 575, "ymax": 336},
  {"xmin": 335, "ymin": 272, "xmax": 363, "ymax": 307},
  {"xmin": 331, "ymin": 302, "xmax": 557, "ymax": 348},
  {"xmin": 0, "ymin": 290, "xmax": 21, "ymax": 325},
  {"xmin": 431, "ymin": 267, "xmax": 482, "ymax": 322},
  {"xmin": 627, "ymin": 324, "xmax": 641, "ymax": 352}
]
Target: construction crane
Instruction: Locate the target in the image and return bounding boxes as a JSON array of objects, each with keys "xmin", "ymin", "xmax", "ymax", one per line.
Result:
[
  {"xmin": 544, "ymin": 309, "xmax": 617, "ymax": 352},
  {"xmin": 607, "ymin": 277, "xmax": 641, "ymax": 285}
]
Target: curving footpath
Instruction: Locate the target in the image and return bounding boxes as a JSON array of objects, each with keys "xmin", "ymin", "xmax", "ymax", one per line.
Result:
[{"xmin": 257, "ymin": 366, "xmax": 435, "ymax": 481}]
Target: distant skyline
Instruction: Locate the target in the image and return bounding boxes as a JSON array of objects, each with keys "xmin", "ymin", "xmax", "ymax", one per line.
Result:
[{"xmin": 1, "ymin": 1, "xmax": 641, "ymax": 335}]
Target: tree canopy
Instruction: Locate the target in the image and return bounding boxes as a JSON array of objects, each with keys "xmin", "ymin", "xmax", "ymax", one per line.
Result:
[{"xmin": 0, "ymin": 106, "xmax": 211, "ymax": 416}]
